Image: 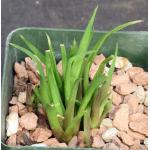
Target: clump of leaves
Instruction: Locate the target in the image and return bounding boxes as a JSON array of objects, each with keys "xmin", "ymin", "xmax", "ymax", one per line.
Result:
[{"xmin": 10, "ymin": 6, "xmax": 142, "ymax": 146}]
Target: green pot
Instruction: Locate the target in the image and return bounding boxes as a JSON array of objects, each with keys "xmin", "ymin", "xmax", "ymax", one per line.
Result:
[{"xmin": 1, "ymin": 28, "xmax": 148, "ymax": 150}]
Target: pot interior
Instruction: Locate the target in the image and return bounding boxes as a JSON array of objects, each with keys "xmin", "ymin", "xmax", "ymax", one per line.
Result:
[{"xmin": 1, "ymin": 28, "xmax": 148, "ymax": 149}]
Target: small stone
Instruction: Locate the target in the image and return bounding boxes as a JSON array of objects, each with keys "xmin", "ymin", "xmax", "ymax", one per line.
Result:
[
  {"xmin": 31, "ymin": 127, "xmax": 52, "ymax": 142},
  {"xmin": 110, "ymin": 56, "xmax": 129, "ymax": 69},
  {"xmin": 144, "ymin": 91, "xmax": 148, "ymax": 106},
  {"xmin": 13, "ymin": 75, "xmax": 27, "ymax": 94},
  {"xmin": 57, "ymin": 61, "xmax": 62, "ymax": 75},
  {"xmin": 19, "ymin": 112, "xmax": 38, "ymax": 130},
  {"xmin": 111, "ymin": 74, "xmax": 129, "ymax": 86},
  {"xmin": 42, "ymin": 138, "xmax": 58, "ymax": 146},
  {"xmin": 111, "ymin": 90, "xmax": 122, "ymax": 106},
  {"xmin": 112, "ymin": 136, "xmax": 129, "ymax": 150},
  {"xmin": 27, "ymin": 71, "xmax": 39, "ymax": 84},
  {"xmin": 17, "ymin": 126, "xmax": 22, "ymax": 132},
  {"xmin": 92, "ymin": 135, "xmax": 105, "ymax": 148},
  {"xmin": 37, "ymin": 114, "xmax": 48, "ymax": 128},
  {"xmin": 21, "ymin": 61, "xmax": 25, "ymax": 66},
  {"xmin": 78, "ymin": 131, "xmax": 86, "ymax": 147},
  {"xmin": 17, "ymin": 102, "xmax": 25, "ymax": 110},
  {"xmin": 144, "ymin": 138, "xmax": 148, "ymax": 148},
  {"xmin": 144, "ymin": 106, "xmax": 148, "ymax": 114},
  {"xmin": 9, "ymin": 96, "xmax": 18, "ymax": 105},
  {"xmin": 124, "ymin": 62, "xmax": 133, "ymax": 71},
  {"xmin": 132, "ymin": 72, "xmax": 148, "ymax": 86},
  {"xmin": 90, "ymin": 128, "xmax": 101, "ymax": 137},
  {"xmin": 120, "ymin": 131, "xmax": 134, "ymax": 146},
  {"xmin": 16, "ymin": 130, "xmax": 30, "ymax": 145},
  {"xmin": 27, "ymin": 106, "xmax": 34, "ymax": 112},
  {"xmin": 113, "ymin": 104, "xmax": 129, "ymax": 131},
  {"xmin": 115, "ymin": 83, "xmax": 137, "ymax": 95},
  {"xmin": 131, "ymin": 141, "xmax": 147, "ymax": 150},
  {"xmin": 133, "ymin": 86, "xmax": 145, "ymax": 104},
  {"xmin": 68, "ymin": 136, "xmax": 78, "ymax": 148},
  {"xmin": 120, "ymin": 143, "xmax": 129, "ymax": 150},
  {"xmin": 127, "ymin": 67, "xmax": 144, "ymax": 80},
  {"xmin": 99, "ymin": 126, "xmax": 107, "ymax": 134},
  {"xmin": 38, "ymin": 104, "xmax": 46, "ymax": 116},
  {"xmin": 57, "ymin": 143, "xmax": 68, "ymax": 148},
  {"xmin": 101, "ymin": 118, "xmax": 113, "ymax": 128},
  {"xmin": 9, "ymin": 105, "xmax": 18, "ymax": 113},
  {"xmin": 108, "ymin": 105, "xmax": 120, "ymax": 120},
  {"xmin": 102, "ymin": 128, "xmax": 118, "ymax": 142},
  {"xmin": 144, "ymin": 85, "xmax": 148, "ymax": 90},
  {"xmin": 18, "ymin": 107, "xmax": 28, "ymax": 116},
  {"xmin": 14, "ymin": 62, "xmax": 28, "ymax": 80},
  {"xmin": 6, "ymin": 112, "xmax": 19, "ymax": 136},
  {"xmin": 25, "ymin": 57, "xmax": 37, "ymax": 74},
  {"xmin": 42, "ymin": 138, "xmax": 67, "ymax": 147},
  {"xmin": 89, "ymin": 63, "xmax": 99, "ymax": 80},
  {"xmin": 140, "ymin": 145, "xmax": 148, "ymax": 150},
  {"xmin": 130, "ymin": 140, "xmax": 141, "ymax": 150},
  {"xmin": 136, "ymin": 104, "xmax": 144, "ymax": 113},
  {"xmin": 112, "ymin": 136, "xmax": 122, "ymax": 147},
  {"xmin": 6, "ymin": 134, "xmax": 16, "ymax": 146},
  {"xmin": 129, "ymin": 113, "xmax": 147, "ymax": 122},
  {"xmin": 129, "ymin": 122, "xmax": 148, "ymax": 136},
  {"xmin": 127, "ymin": 129, "xmax": 145, "ymax": 140},
  {"xmin": 103, "ymin": 143, "xmax": 119, "ymax": 150},
  {"xmin": 94, "ymin": 54, "xmax": 105, "ymax": 65},
  {"xmin": 18, "ymin": 91, "xmax": 27, "ymax": 103},
  {"xmin": 116, "ymin": 69, "xmax": 125, "ymax": 75},
  {"xmin": 129, "ymin": 113, "xmax": 148, "ymax": 136},
  {"xmin": 124, "ymin": 94, "xmax": 138, "ymax": 114}
]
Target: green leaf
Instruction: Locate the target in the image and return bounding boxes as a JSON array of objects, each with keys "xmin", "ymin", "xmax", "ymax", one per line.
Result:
[
  {"xmin": 64, "ymin": 56, "xmax": 76, "ymax": 104},
  {"xmin": 45, "ymin": 50, "xmax": 65, "ymax": 116},
  {"xmin": 10, "ymin": 43, "xmax": 45, "ymax": 79},
  {"xmin": 84, "ymin": 106, "xmax": 92, "ymax": 147},
  {"xmin": 60, "ymin": 44, "xmax": 67, "ymax": 79},
  {"xmin": 83, "ymin": 59, "xmax": 90, "ymax": 93},
  {"xmin": 70, "ymin": 38, "xmax": 78, "ymax": 57},
  {"xmin": 99, "ymin": 100, "xmax": 112, "ymax": 124},
  {"xmin": 10, "ymin": 43, "xmax": 35, "ymax": 59},
  {"xmin": 88, "ymin": 20, "xmax": 143, "ymax": 65},
  {"xmin": 45, "ymin": 104, "xmax": 64, "ymax": 139},
  {"xmin": 19, "ymin": 35, "xmax": 45, "ymax": 63},
  {"xmin": 107, "ymin": 43, "xmax": 118, "ymax": 83},
  {"xmin": 78, "ymin": 6, "xmax": 98, "ymax": 56},
  {"xmin": 46, "ymin": 33, "xmax": 63, "ymax": 92},
  {"xmin": 70, "ymin": 6, "xmax": 98, "ymax": 81},
  {"xmin": 63, "ymin": 79, "xmax": 80, "ymax": 129}
]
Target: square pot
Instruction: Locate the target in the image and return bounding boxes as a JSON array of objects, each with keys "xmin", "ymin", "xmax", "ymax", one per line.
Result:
[{"xmin": 1, "ymin": 28, "xmax": 148, "ymax": 150}]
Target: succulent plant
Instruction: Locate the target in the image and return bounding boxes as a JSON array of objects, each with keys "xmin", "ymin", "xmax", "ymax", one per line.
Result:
[{"xmin": 10, "ymin": 6, "xmax": 142, "ymax": 145}]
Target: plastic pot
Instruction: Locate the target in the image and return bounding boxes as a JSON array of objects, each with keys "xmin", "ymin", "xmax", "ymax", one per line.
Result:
[{"xmin": 1, "ymin": 28, "xmax": 148, "ymax": 150}]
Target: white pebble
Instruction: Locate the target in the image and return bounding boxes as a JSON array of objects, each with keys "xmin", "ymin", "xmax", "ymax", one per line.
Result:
[
  {"xmin": 109, "ymin": 57, "xmax": 129, "ymax": 69},
  {"xmin": 144, "ymin": 92, "xmax": 148, "ymax": 106},
  {"xmin": 133, "ymin": 86, "xmax": 145, "ymax": 104},
  {"xmin": 104, "ymin": 66, "xmax": 109, "ymax": 76},
  {"xmin": 101, "ymin": 118, "xmax": 113, "ymax": 128},
  {"xmin": 6, "ymin": 112, "xmax": 19, "ymax": 136},
  {"xmin": 18, "ymin": 91, "xmax": 26, "ymax": 103},
  {"xmin": 102, "ymin": 128, "xmax": 118, "ymax": 142},
  {"xmin": 124, "ymin": 62, "xmax": 133, "ymax": 71},
  {"xmin": 144, "ymin": 138, "xmax": 148, "ymax": 148}
]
